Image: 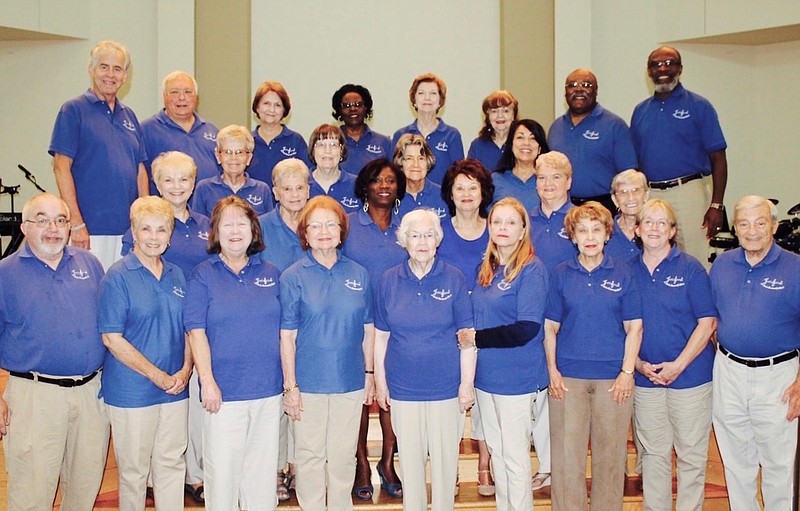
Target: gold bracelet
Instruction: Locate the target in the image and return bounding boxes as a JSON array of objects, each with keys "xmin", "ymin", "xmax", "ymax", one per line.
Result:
[{"xmin": 283, "ymin": 383, "xmax": 299, "ymax": 394}]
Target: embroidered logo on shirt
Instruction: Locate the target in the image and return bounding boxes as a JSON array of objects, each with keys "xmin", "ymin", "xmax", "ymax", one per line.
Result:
[
  {"xmin": 247, "ymin": 195, "xmax": 264, "ymax": 206},
  {"xmin": 434, "ymin": 207, "xmax": 447, "ymax": 218},
  {"xmin": 345, "ymin": 279, "xmax": 364, "ymax": 291},
  {"xmin": 203, "ymin": 132, "xmax": 217, "ymax": 141},
  {"xmin": 435, "ymin": 141, "xmax": 449, "ymax": 152},
  {"xmin": 497, "ymin": 280, "xmax": 512, "ymax": 291},
  {"xmin": 173, "ymin": 286, "xmax": 185, "ymax": 298},
  {"xmin": 254, "ymin": 277, "xmax": 275, "ymax": 288},
  {"xmin": 71, "ymin": 268, "xmax": 90, "ymax": 280},
  {"xmin": 281, "ymin": 147, "xmax": 297, "ymax": 157},
  {"xmin": 582, "ymin": 130, "xmax": 600, "ymax": 140},
  {"xmin": 431, "ymin": 288, "xmax": 453, "ymax": 301},
  {"xmin": 600, "ymin": 279, "xmax": 622, "ymax": 292},
  {"xmin": 663, "ymin": 275, "xmax": 685, "ymax": 288},
  {"xmin": 366, "ymin": 144, "xmax": 383, "ymax": 155},
  {"xmin": 760, "ymin": 277, "xmax": 785, "ymax": 291},
  {"xmin": 672, "ymin": 109, "xmax": 690, "ymax": 120},
  {"xmin": 341, "ymin": 197, "xmax": 360, "ymax": 209},
  {"xmin": 558, "ymin": 228, "xmax": 569, "ymax": 239},
  {"xmin": 198, "ymin": 231, "xmax": 209, "ymax": 241},
  {"xmin": 122, "ymin": 119, "xmax": 137, "ymax": 131}
]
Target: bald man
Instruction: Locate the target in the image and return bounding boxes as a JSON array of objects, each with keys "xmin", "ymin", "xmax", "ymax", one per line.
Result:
[{"xmin": 548, "ymin": 68, "xmax": 637, "ymax": 214}]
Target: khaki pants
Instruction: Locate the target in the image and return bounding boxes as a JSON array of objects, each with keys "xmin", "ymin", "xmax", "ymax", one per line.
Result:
[
  {"xmin": 4, "ymin": 375, "xmax": 109, "ymax": 511},
  {"xmin": 107, "ymin": 400, "xmax": 188, "ymax": 511},
  {"xmin": 549, "ymin": 377, "xmax": 632, "ymax": 511}
]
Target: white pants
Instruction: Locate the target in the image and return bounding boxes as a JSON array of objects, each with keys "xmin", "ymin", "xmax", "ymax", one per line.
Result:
[
  {"xmin": 107, "ymin": 400, "xmax": 189, "ymax": 511},
  {"xmin": 203, "ymin": 394, "xmax": 281, "ymax": 511},
  {"xmin": 476, "ymin": 390, "xmax": 534, "ymax": 511},
  {"xmin": 391, "ymin": 398, "xmax": 465, "ymax": 511},
  {"xmin": 88, "ymin": 234, "xmax": 123, "ymax": 271},
  {"xmin": 635, "ymin": 383, "xmax": 712, "ymax": 511},
  {"xmin": 712, "ymin": 353, "xmax": 798, "ymax": 511},
  {"xmin": 4, "ymin": 375, "xmax": 109, "ymax": 511},
  {"xmin": 185, "ymin": 372, "xmax": 204, "ymax": 485},
  {"xmin": 531, "ymin": 387, "xmax": 551, "ymax": 473}
]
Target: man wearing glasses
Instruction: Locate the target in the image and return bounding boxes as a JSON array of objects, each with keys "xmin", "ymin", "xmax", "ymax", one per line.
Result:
[
  {"xmin": 0, "ymin": 193, "xmax": 109, "ymax": 510},
  {"xmin": 631, "ymin": 46, "xmax": 728, "ymax": 266},
  {"xmin": 548, "ymin": 68, "xmax": 637, "ymax": 215},
  {"xmin": 49, "ymin": 40, "xmax": 149, "ymax": 270}
]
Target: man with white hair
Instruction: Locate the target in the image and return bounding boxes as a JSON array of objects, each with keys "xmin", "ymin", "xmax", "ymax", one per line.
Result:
[
  {"xmin": 710, "ymin": 195, "xmax": 800, "ymax": 510},
  {"xmin": 631, "ymin": 46, "xmax": 728, "ymax": 265},
  {"xmin": 141, "ymin": 71, "xmax": 219, "ymax": 195},
  {"xmin": 49, "ymin": 40, "xmax": 148, "ymax": 269},
  {"xmin": 0, "ymin": 193, "xmax": 109, "ymax": 510}
]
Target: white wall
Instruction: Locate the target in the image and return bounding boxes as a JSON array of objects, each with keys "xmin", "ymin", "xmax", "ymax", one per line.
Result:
[
  {"xmin": 0, "ymin": 0, "xmax": 194, "ymax": 213},
  {"xmin": 554, "ymin": 0, "xmax": 800, "ymax": 217},
  {"xmin": 250, "ymin": 0, "xmax": 500, "ymax": 147}
]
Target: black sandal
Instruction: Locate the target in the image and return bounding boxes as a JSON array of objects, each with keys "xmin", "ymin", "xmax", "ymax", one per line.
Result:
[{"xmin": 184, "ymin": 483, "xmax": 205, "ymax": 503}]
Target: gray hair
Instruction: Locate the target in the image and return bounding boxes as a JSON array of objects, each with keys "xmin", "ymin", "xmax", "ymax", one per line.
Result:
[
  {"xmin": 89, "ymin": 40, "xmax": 131, "ymax": 71},
  {"xmin": 734, "ymin": 195, "xmax": 778, "ymax": 222},
  {"xmin": 396, "ymin": 209, "xmax": 444, "ymax": 249},
  {"xmin": 162, "ymin": 70, "xmax": 198, "ymax": 96}
]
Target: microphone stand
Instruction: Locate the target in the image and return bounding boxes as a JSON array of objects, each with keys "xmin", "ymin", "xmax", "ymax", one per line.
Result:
[{"xmin": 18, "ymin": 164, "xmax": 46, "ymax": 193}]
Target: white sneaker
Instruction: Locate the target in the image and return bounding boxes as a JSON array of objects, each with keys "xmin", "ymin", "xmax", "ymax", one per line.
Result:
[{"xmin": 532, "ymin": 472, "xmax": 551, "ymax": 491}]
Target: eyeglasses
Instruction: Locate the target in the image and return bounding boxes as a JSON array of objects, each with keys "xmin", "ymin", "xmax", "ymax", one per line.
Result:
[
  {"xmin": 640, "ymin": 219, "xmax": 672, "ymax": 230},
  {"xmin": 306, "ymin": 221, "xmax": 341, "ymax": 232},
  {"xmin": 565, "ymin": 81, "xmax": 595, "ymax": 90},
  {"xmin": 25, "ymin": 217, "xmax": 69, "ymax": 228},
  {"xmin": 647, "ymin": 59, "xmax": 681, "ymax": 69},
  {"xmin": 167, "ymin": 89, "xmax": 195, "ymax": 98},
  {"xmin": 614, "ymin": 187, "xmax": 643, "ymax": 196},
  {"xmin": 219, "ymin": 148, "xmax": 251, "ymax": 157},
  {"xmin": 314, "ymin": 140, "xmax": 341, "ymax": 150},
  {"xmin": 407, "ymin": 230, "xmax": 436, "ymax": 241},
  {"xmin": 341, "ymin": 101, "xmax": 363, "ymax": 109}
]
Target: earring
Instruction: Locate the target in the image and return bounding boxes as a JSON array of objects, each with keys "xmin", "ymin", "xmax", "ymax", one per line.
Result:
[
  {"xmin": 363, "ymin": 200, "xmax": 369, "ymax": 213},
  {"xmin": 394, "ymin": 198, "xmax": 401, "ymax": 215}
]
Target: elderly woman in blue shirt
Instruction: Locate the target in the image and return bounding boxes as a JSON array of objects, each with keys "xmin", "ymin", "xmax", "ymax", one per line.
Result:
[
  {"xmin": 374, "ymin": 208, "xmax": 476, "ymax": 511},
  {"xmin": 259, "ymin": 158, "xmax": 310, "ymax": 272},
  {"xmin": 98, "ymin": 196, "xmax": 190, "ymax": 510},
  {"xmin": 394, "ymin": 133, "xmax": 448, "ymax": 220},
  {"xmin": 631, "ymin": 199, "xmax": 716, "ymax": 511},
  {"xmin": 467, "ymin": 90, "xmax": 519, "ymax": 172},
  {"xmin": 184, "ymin": 196, "xmax": 283, "ymax": 509},
  {"xmin": 492, "ymin": 119, "xmax": 550, "ymax": 211},
  {"xmin": 605, "ymin": 169, "xmax": 650, "ymax": 263},
  {"xmin": 545, "ymin": 201, "xmax": 643, "ymax": 511},
  {"xmin": 280, "ymin": 195, "xmax": 375, "ymax": 511},
  {"xmin": 468, "ymin": 197, "xmax": 549, "ymax": 511}
]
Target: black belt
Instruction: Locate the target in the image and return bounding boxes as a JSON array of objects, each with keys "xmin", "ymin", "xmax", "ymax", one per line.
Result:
[
  {"xmin": 648, "ymin": 172, "xmax": 704, "ymax": 190},
  {"xmin": 572, "ymin": 193, "xmax": 612, "ymax": 204},
  {"xmin": 10, "ymin": 370, "xmax": 98, "ymax": 387},
  {"xmin": 718, "ymin": 345, "xmax": 798, "ymax": 368}
]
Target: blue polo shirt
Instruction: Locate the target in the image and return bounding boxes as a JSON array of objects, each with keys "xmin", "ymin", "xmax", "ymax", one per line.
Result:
[
  {"xmin": 632, "ymin": 247, "xmax": 716, "ymax": 389},
  {"xmin": 437, "ymin": 217, "xmax": 488, "ymax": 291},
  {"xmin": 0, "ymin": 245, "xmax": 105, "ymax": 376},
  {"xmin": 467, "ymin": 137, "xmax": 506, "ymax": 173},
  {"xmin": 492, "ymin": 170, "xmax": 540, "ymax": 211},
  {"xmin": 393, "ymin": 119, "xmax": 464, "ymax": 185},
  {"xmin": 375, "ymin": 257, "xmax": 473, "ymax": 401},
  {"xmin": 343, "ymin": 209, "xmax": 406, "ymax": 289},
  {"xmin": 547, "ymin": 104, "xmax": 637, "ymax": 198},
  {"xmin": 530, "ymin": 201, "xmax": 576, "ymax": 270},
  {"xmin": 122, "ymin": 209, "xmax": 211, "ymax": 277},
  {"xmin": 711, "ymin": 244, "xmax": 800, "ymax": 358},
  {"xmin": 249, "ymin": 126, "xmax": 311, "ymax": 188},
  {"xmin": 545, "ymin": 255, "xmax": 642, "ymax": 380},
  {"xmin": 184, "ymin": 255, "xmax": 282, "ymax": 401},
  {"xmin": 472, "ymin": 260, "xmax": 549, "ymax": 394},
  {"xmin": 631, "ymin": 84, "xmax": 727, "ymax": 182},
  {"xmin": 98, "ymin": 253, "xmax": 188, "ymax": 408},
  {"xmin": 341, "ymin": 126, "xmax": 393, "ymax": 175},
  {"xmin": 141, "ymin": 110, "xmax": 219, "ymax": 195},
  {"xmin": 604, "ymin": 218, "xmax": 641, "ymax": 264},
  {"xmin": 397, "ymin": 182, "xmax": 448, "ymax": 220},
  {"xmin": 258, "ymin": 207, "xmax": 304, "ymax": 272},
  {"xmin": 309, "ymin": 171, "xmax": 361, "ymax": 213},
  {"xmin": 280, "ymin": 252, "xmax": 373, "ymax": 394},
  {"xmin": 49, "ymin": 90, "xmax": 147, "ymax": 235},
  {"xmin": 191, "ymin": 173, "xmax": 274, "ymax": 217}
]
